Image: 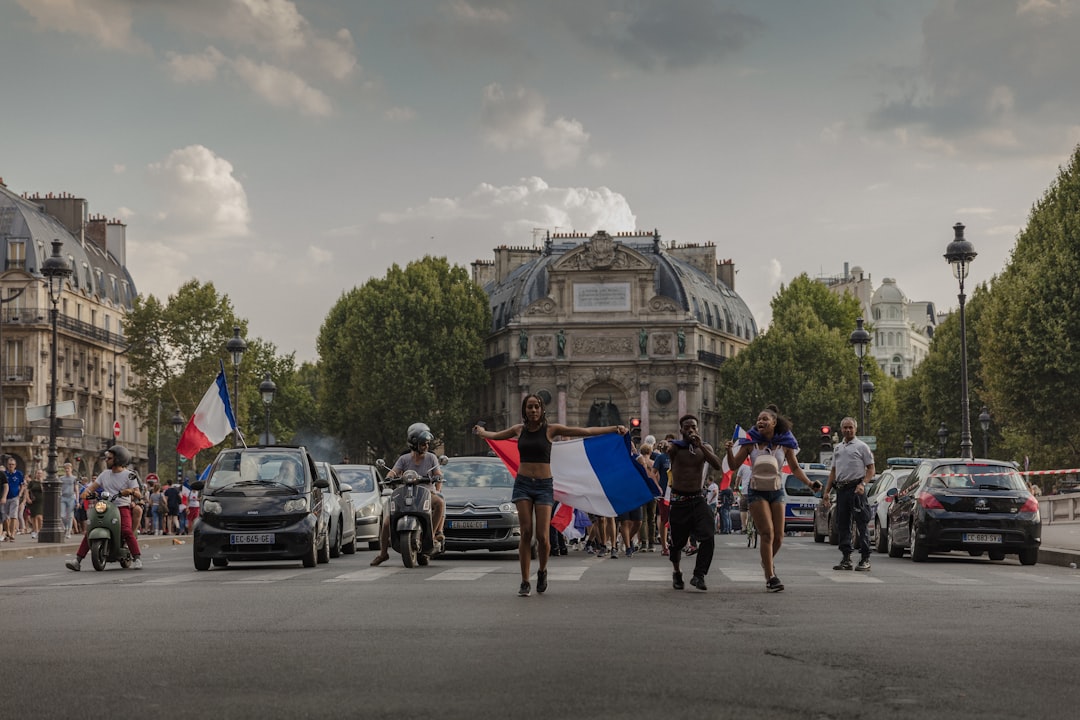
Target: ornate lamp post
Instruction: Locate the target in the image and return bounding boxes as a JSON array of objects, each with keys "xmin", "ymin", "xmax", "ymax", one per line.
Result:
[
  {"xmin": 937, "ymin": 422, "xmax": 949, "ymax": 458},
  {"xmin": 38, "ymin": 240, "xmax": 72, "ymax": 544},
  {"xmin": 259, "ymin": 372, "xmax": 276, "ymax": 445},
  {"xmin": 903, "ymin": 435, "xmax": 914, "ymax": 457},
  {"xmin": 225, "ymin": 327, "xmax": 247, "ymax": 446},
  {"xmin": 171, "ymin": 409, "xmax": 185, "ymax": 486},
  {"xmin": 849, "ymin": 317, "xmax": 871, "ymax": 432},
  {"xmin": 978, "ymin": 406, "xmax": 991, "ymax": 458},
  {"xmin": 860, "ymin": 371, "xmax": 875, "ymax": 436},
  {"xmin": 944, "ymin": 223, "xmax": 977, "ymax": 460}
]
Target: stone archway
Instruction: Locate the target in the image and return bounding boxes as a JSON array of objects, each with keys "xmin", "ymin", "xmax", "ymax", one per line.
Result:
[{"xmin": 578, "ymin": 381, "xmax": 630, "ymax": 428}]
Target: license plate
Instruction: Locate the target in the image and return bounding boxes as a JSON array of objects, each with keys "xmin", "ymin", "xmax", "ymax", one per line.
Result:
[
  {"xmin": 230, "ymin": 533, "xmax": 275, "ymax": 545},
  {"xmin": 448, "ymin": 520, "xmax": 488, "ymax": 529},
  {"xmin": 963, "ymin": 533, "xmax": 1001, "ymax": 544}
]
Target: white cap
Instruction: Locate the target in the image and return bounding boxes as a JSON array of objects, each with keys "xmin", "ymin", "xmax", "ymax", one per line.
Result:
[{"xmin": 644, "ymin": 435, "xmax": 656, "ymax": 446}]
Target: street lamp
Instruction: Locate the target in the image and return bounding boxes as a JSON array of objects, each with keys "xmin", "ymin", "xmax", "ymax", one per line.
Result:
[
  {"xmin": 171, "ymin": 409, "xmax": 185, "ymax": 487},
  {"xmin": 225, "ymin": 326, "xmax": 247, "ymax": 446},
  {"xmin": 38, "ymin": 239, "xmax": 72, "ymax": 544},
  {"xmin": 978, "ymin": 405, "xmax": 991, "ymax": 458},
  {"xmin": 937, "ymin": 422, "xmax": 949, "ymax": 458},
  {"xmin": 944, "ymin": 222, "xmax": 977, "ymax": 460},
  {"xmin": 860, "ymin": 371, "xmax": 875, "ymax": 435},
  {"xmin": 259, "ymin": 372, "xmax": 276, "ymax": 445},
  {"xmin": 849, "ymin": 317, "xmax": 871, "ymax": 431},
  {"xmin": 903, "ymin": 435, "xmax": 914, "ymax": 457}
]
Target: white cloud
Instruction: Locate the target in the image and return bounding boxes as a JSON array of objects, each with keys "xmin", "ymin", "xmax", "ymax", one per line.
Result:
[
  {"xmin": 481, "ymin": 84, "xmax": 591, "ymax": 168},
  {"xmin": 307, "ymin": 246, "xmax": 332, "ymax": 265},
  {"xmin": 14, "ymin": 0, "xmax": 147, "ymax": 52},
  {"xmin": 232, "ymin": 56, "xmax": 333, "ymax": 117},
  {"xmin": 167, "ymin": 47, "xmax": 226, "ymax": 84},
  {"xmin": 146, "ymin": 145, "xmax": 251, "ymax": 240}
]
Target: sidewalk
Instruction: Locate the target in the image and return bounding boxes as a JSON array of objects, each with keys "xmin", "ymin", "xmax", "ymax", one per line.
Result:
[{"xmin": 0, "ymin": 531, "xmax": 189, "ymax": 561}]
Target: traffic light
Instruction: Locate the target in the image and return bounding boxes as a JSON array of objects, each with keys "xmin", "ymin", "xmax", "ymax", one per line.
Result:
[
  {"xmin": 820, "ymin": 425, "xmax": 832, "ymax": 451},
  {"xmin": 630, "ymin": 417, "xmax": 641, "ymax": 444}
]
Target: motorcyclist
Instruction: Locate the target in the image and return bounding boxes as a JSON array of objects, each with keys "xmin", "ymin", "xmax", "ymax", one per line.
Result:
[
  {"xmin": 369, "ymin": 423, "xmax": 445, "ymax": 566},
  {"xmin": 65, "ymin": 445, "xmax": 143, "ymax": 571}
]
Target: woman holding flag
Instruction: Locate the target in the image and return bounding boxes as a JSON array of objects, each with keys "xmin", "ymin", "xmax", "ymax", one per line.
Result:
[{"xmin": 474, "ymin": 394, "xmax": 627, "ymax": 597}]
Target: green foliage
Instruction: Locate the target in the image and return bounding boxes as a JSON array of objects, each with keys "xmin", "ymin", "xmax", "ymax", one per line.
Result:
[{"xmin": 317, "ymin": 256, "xmax": 490, "ymax": 460}]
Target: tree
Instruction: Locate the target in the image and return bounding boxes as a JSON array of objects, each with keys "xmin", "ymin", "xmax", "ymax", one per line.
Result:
[{"xmin": 317, "ymin": 256, "xmax": 490, "ymax": 460}]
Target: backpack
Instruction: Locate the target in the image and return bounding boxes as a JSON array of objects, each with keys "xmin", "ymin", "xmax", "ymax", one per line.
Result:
[{"xmin": 749, "ymin": 447, "xmax": 782, "ymax": 491}]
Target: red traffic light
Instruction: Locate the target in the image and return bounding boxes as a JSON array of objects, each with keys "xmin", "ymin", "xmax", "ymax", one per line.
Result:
[
  {"xmin": 630, "ymin": 417, "xmax": 641, "ymax": 427},
  {"xmin": 820, "ymin": 425, "xmax": 831, "ymax": 435}
]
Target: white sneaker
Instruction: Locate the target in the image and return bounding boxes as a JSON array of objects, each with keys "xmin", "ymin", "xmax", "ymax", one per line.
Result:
[
  {"xmin": 64, "ymin": 533, "xmax": 72, "ymax": 540},
  {"xmin": 132, "ymin": 558, "xmax": 143, "ymax": 570},
  {"xmin": 30, "ymin": 532, "xmax": 37, "ymax": 539},
  {"xmin": 65, "ymin": 557, "xmax": 81, "ymax": 572}
]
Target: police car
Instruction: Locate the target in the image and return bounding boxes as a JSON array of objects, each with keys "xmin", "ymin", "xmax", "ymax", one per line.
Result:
[{"xmin": 783, "ymin": 463, "xmax": 830, "ymax": 533}]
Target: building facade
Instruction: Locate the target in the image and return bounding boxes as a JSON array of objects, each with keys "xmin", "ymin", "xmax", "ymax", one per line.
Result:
[
  {"xmin": 0, "ymin": 179, "xmax": 148, "ymax": 479},
  {"xmin": 471, "ymin": 230, "xmax": 758, "ymax": 449}
]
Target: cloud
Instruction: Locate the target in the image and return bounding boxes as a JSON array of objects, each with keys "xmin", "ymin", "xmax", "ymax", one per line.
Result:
[
  {"xmin": 232, "ymin": 56, "xmax": 334, "ymax": 116},
  {"xmin": 146, "ymin": 145, "xmax": 251, "ymax": 240},
  {"xmin": 384, "ymin": 106, "xmax": 417, "ymax": 122},
  {"xmin": 14, "ymin": 0, "xmax": 148, "ymax": 52},
  {"xmin": 166, "ymin": 47, "xmax": 226, "ymax": 84},
  {"xmin": 481, "ymin": 84, "xmax": 590, "ymax": 168}
]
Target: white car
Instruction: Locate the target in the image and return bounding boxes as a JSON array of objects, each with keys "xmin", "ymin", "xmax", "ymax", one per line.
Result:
[
  {"xmin": 333, "ymin": 464, "xmax": 385, "ymax": 550},
  {"xmin": 867, "ymin": 459, "xmax": 920, "ymax": 553}
]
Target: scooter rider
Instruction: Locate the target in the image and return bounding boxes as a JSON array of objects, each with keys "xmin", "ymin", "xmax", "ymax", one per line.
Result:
[
  {"xmin": 65, "ymin": 445, "xmax": 143, "ymax": 571},
  {"xmin": 370, "ymin": 423, "xmax": 445, "ymax": 566}
]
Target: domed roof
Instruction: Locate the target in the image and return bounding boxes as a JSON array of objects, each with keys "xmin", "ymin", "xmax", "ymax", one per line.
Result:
[
  {"xmin": 872, "ymin": 277, "xmax": 907, "ymax": 305},
  {"xmin": 483, "ymin": 235, "xmax": 758, "ymax": 339}
]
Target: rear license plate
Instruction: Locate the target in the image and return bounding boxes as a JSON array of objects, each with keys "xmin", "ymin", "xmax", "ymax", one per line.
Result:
[
  {"xmin": 448, "ymin": 520, "xmax": 488, "ymax": 529},
  {"xmin": 230, "ymin": 533, "xmax": 275, "ymax": 545},
  {"xmin": 963, "ymin": 533, "xmax": 1001, "ymax": 544}
]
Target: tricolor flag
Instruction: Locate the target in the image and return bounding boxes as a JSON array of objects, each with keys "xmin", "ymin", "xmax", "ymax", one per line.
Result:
[
  {"xmin": 551, "ymin": 502, "xmax": 591, "ymax": 541},
  {"xmin": 177, "ymin": 363, "xmax": 236, "ymax": 460},
  {"xmin": 486, "ymin": 432, "xmax": 659, "ymax": 517},
  {"xmin": 721, "ymin": 424, "xmax": 752, "ymax": 488}
]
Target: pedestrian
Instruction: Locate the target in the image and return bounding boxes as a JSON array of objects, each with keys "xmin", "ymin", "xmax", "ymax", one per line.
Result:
[
  {"xmin": 28, "ymin": 469, "xmax": 45, "ymax": 539},
  {"xmin": 705, "ymin": 475, "xmax": 719, "ymax": 532},
  {"xmin": 149, "ymin": 483, "xmax": 165, "ymax": 535},
  {"xmin": 821, "ymin": 417, "xmax": 875, "ymax": 572},
  {"xmin": 59, "ymin": 462, "xmax": 79, "ymax": 539},
  {"xmin": 65, "ymin": 445, "xmax": 143, "ymax": 571},
  {"xmin": 736, "ymin": 460, "xmax": 752, "ymax": 532},
  {"xmin": 2, "ymin": 457, "xmax": 25, "ymax": 542},
  {"xmin": 726, "ymin": 405, "xmax": 823, "ymax": 593},
  {"xmin": 473, "ymin": 393, "xmax": 628, "ymax": 597},
  {"xmin": 666, "ymin": 414, "xmax": 723, "ymax": 591},
  {"xmin": 718, "ymin": 482, "xmax": 734, "ymax": 534},
  {"xmin": 163, "ymin": 481, "xmax": 182, "ymax": 535}
]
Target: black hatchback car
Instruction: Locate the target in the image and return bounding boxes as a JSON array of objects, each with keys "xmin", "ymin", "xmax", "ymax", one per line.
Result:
[
  {"xmin": 886, "ymin": 458, "xmax": 1041, "ymax": 565},
  {"xmin": 191, "ymin": 446, "xmax": 330, "ymax": 570}
]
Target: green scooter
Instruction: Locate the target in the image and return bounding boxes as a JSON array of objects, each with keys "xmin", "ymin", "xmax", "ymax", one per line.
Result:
[{"xmin": 85, "ymin": 490, "xmax": 134, "ymax": 571}]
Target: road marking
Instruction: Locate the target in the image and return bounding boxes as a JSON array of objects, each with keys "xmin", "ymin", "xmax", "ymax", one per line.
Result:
[
  {"xmin": 819, "ymin": 571, "xmax": 882, "ymax": 583},
  {"xmin": 897, "ymin": 568, "xmax": 981, "ymax": 584},
  {"xmin": 547, "ymin": 566, "xmax": 588, "ymax": 581},
  {"xmin": 713, "ymin": 568, "xmax": 763, "ymax": 582},
  {"xmin": 325, "ymin": 567, "xmax": 401, "ymax": 582},
  {"xmin": 429, "ymin": 567, "xmax": 499, "ymax": 581},
  {"xmin": 225, "ymin": 570, "xmax": 308, "ymax": 584},
  {"xmin": 629, "ymin": 567, "xmax": 676, "ymax": 582},
  {"xmin": 144, "ymin": 574, "xmax": 203, "ymax": 584}
]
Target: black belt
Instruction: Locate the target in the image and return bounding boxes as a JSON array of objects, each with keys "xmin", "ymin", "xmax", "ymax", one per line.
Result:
[
  {"xmin": 836, "ymin": 480, "xmax": 863, "ymax": 489},
  {"xmin": 670, "ymin": 492, "xmax": 702, "ymax": 502}
]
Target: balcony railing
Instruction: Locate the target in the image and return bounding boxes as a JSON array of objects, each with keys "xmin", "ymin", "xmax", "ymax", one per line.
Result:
[
  {"xmin": 0, "ymin": 366, "xmax": 33, "ymax": 382},
  {"xmin": 697, "ymin": 350, "xmax": 726, "ymax": 368},
  {"xmin": 0, "ymin": 307, "xmax": 125, "ymax": 346}
]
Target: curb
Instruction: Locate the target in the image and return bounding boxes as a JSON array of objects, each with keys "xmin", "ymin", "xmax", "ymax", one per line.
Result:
[{"xmin": 1038, "ymin": 546, "xmax": 1080, "ymax": 569}]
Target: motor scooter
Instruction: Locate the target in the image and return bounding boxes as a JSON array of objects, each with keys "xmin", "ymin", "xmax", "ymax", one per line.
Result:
[
  {"xmin": 84, "ymin": 490, "xmax": 134, "ymax": 571},
  {"xmin": 380, "ymin": 469, "xmax": 443, "ymax": 568}
]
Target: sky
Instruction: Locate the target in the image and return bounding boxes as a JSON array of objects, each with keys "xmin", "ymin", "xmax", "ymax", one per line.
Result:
[{"xmin": 3, "ymin": 0, "xmax": 1079, "ymax": 363}]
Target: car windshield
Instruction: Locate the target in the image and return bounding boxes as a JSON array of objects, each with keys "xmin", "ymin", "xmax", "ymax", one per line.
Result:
[
  {"xmin": 335, "ymin": 467, "xmax": 376, "ymax": 493},
  {"xmin": 207, "ymin": 450, "xmax": 306, "ymax": 490},
  {"xmin": 785, "ymin": 471, "xmax": 827, "ymax": 498},
  {"xmin": 441, "ymin": 460, "xmax": 514, "ymax": 489},
  {"xmin": 926, "ymin": 463, "xmax": 1026, "ymax": 491}
]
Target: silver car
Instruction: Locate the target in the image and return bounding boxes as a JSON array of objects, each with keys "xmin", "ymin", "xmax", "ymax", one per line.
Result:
[
  {"xmin": 440, "ymin": 456, "xmax": 523, "ymax": 554},
  {"xmin": 315, "ymin": 462, "xmax": 357, "ymax": 557},
  {"xmin": 333, "ymin": 464, "xmax": 385, "ymax": 550}
]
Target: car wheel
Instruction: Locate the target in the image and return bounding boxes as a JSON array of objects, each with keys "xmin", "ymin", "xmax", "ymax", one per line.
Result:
[
  {"xmin": 329, "ymin": 522, "xmax": 342, "ymax": 559},
  {"xmin": 302, "ymin": 535, "xmax": 318, "ymax": 568},
  {"xmin": 828, "ymin": 515, "xmax": 839, "ymax": 546},
  {"xmin": 400, "ymin": 529, "xmax": 418, "ymax": 568},
  {"xmin": 1019, "ymin": 547, "xmax": 1039, "ymax": 566},
  {"xmin": 968, "ymin": 550, "xmax": 984, "ymax": 557},
  {"xmin": 887, "ymin": 525, "xmax": 904, "ymax": 558},
  {"xmin": 194, "ymin": 553, "xmax": 212, "ymax": 571},
  {"xmin": 988, "ymin": 549, "xmax": 1006, "ymax": 561},
  {"xmin": 212, "ymin": 557, "xmax": 229, "ymax": 567},
  {"xmin": 813, "ymin": 526, "xmax": 825, "ymax": 543},
  {"xmin": 90, "ymin": 538, "xmax": 108, "ymax": 571},
  {"xmin": 317, "ymin": 529, "xmax": 331, "ymax": 564},
  {"xmin": 910, "ymin": 523, "xmax": 929, "ymax": 562},
  {"xmin": 875, "ymin": 520, "xmax": 889, "ymax": 554},
  {"xmin": 342, "ymin": 531, "xmax": 357, "ymax": 555}
]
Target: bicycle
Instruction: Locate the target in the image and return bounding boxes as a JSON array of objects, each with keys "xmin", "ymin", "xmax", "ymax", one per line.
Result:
[{"xmin": 745, "ymin": 513, "xmax": 758, "ymax": 549}]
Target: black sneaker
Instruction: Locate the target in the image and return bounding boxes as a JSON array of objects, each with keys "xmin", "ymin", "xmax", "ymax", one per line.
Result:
[
  {"xmin": 833, "ymin": 557, "xmax": 854, "ymax": 571},
  {"xmin": 518, "ymin": 582, "xmax": 531, "ymax": 597},
  {"xmin": 536, "ymin": 569, "xmax": 548, "ymax": 594},
  {"xmin": 672, "ymin": 571, "xmax": 685, "ymax": 590},
  {"xmin": 855, "ymin": 558, "xmax": 871, "ymax": 572},
  {"xmin": 766, "ymin": 576, "xmax": 784, "ymax": 592},
  {"xmin": 690, "ymin": 574, "xmax": 707, "ymax": 591}
]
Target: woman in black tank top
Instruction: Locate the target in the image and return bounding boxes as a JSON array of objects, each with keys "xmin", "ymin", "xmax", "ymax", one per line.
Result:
[{"xmin": 474, "ymin": 393, "xmax": 628, "ymax": 597}]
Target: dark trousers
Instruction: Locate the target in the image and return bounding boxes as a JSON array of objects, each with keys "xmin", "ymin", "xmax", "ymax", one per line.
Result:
[
  {"xmin": 836, "ymin": 485, "xmax": 870, "ymax": 559},
  {"xmin": 669, "ymin": 496, "xmax": 715, "ymax": 577}
]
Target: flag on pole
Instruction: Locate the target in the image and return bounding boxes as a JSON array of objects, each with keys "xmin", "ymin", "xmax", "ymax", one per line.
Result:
[
  {"xmin": 176, "ymin": 362, "xmax": 236, "ymax": 459},
  {"xmin": 486, "ymin": 433, "xmax": 658, "ymax": 516}
]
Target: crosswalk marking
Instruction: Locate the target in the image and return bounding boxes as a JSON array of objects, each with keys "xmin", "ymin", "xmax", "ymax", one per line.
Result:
[
  {"xmin": 144, "ymin": 574, "xmax": 203, "ymax": 584},
  {"xmin": 324, "ymin": 567, "xmax": 401, "ymax": 582},
  {"xmin": 429, "ymin": 567, "xmax": 499, "ymax": 581},
  {"xmin": 225, "ymin": 569, "xmax": 308, "ymax": 584},
  {"xmin": 818, "ymin": 570, "xmax": 883, "ymax": 583},
  {"xmin": 629, "ymin": 567, "xmax": 671, "ymax": 582}
]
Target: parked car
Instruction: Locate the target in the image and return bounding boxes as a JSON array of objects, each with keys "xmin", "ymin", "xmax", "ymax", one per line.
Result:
[
  {"xmin": 315, "ymin": 461, "xmax": 357, "ymax": 558},
  {"xmin": 866, "ymin": 458, "xmax": 920, "ymax": 553},
  {"xmin": 783, "ymin": 465, "xmax": 829, "ymax": 533},
  {"xmin": 440, "ymin": 456, "xmax": 525, "ymax": 554},
  {"xmin": 191, "ymin": 446, "xmax": 330, "ymax": 570},
  {"xmin": 886, "ymin": 458, "xmax": 1040, "ymax": 565},
  {"xmin": 334, "ymin": 464, "xmax": 385, "ymax": 550}
]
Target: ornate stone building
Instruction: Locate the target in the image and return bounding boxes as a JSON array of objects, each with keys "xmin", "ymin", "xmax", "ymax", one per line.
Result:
[
  {"xmin": 471, "ymin": 230, "xmax": 758, "ymax": 448},
  {"xmin": 0, "ymin": 179, "xmax": 148, "ymax": 479}
]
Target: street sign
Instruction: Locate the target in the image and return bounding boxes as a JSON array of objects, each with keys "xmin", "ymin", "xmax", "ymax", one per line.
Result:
[
  {"xmin": 145, "ymin": 472, "xmax": 159, "ymax": 483},
  {"xmin": 858, "ymin": 435, "xmax": 877, "ymax": 450},
  {"xmin": 25, "ymin": 400, "xmax": 77, "ymax": 422},
  {"xmin": 113, "ymin": 420, "xmax": 121, "ymax": 438},
  {"xmin": 28, "ymin": 417, "xmax": 84, "ymax": 438}
]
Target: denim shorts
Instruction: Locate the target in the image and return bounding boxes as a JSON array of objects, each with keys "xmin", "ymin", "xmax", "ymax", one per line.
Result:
[
  {"xmin": 747, "ymin": 488, "xmax": 785, "ymax": 505},
  {"xmin": 512, "ymin": 475, "xmax": 555, "ymax": 506}
]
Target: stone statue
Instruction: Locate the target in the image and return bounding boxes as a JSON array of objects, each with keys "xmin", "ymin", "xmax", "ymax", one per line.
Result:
[
  {"xmin": 639, "ymin": 328, "xmax": 648, "ymax": 356},
  {"xmin": 556, "ymin": 329, "xmax": 566, "ymax": 358},
  {"xmin": 519, "ymin": 328, "xmax": 528, "ymax": 357},
  {"xmin": 677, "ymin": 327, "xmax": 686, "ymax": 355}
]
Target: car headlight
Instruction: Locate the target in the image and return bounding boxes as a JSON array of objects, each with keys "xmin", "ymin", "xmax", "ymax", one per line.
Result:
[
  {"xmin": 500, "ymin": 502, "xmax": 517, "ymax": 513},
  {"xmin": 284, "ymin": 498, "xmax": 309, "ymax": 513},
  {"xmin": 357, "ymin": 502, "xmax": 380, "ymax": 518},
  {"xmin": 201, "ymin": 499, "xmax": 222, "ymax": 514}
]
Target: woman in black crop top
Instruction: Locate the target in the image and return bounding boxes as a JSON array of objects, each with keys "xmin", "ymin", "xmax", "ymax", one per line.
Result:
[{"xmin": 474, "ymin": 393, "xmax": 627, "ymax": 597}]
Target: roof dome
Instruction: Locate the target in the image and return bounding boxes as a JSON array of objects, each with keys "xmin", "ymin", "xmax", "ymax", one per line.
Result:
[{"xmin": 872, "ymin": 277, "xmax": 907, "ymax": 305}]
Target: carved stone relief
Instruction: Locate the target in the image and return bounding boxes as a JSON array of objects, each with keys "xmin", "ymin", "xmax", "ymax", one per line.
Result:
[{"xmin": 571, "ymin": 336, "xmax": 634, "ymax": 355}]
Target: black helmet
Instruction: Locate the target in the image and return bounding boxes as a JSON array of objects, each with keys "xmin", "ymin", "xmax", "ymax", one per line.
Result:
[
  {"xmin": 407, "ymin": 422, "xmax": 434, "ymax": 452},
  {"xmin": 106, "ymin": 445, "xmax": 132, "ymax": 467}
]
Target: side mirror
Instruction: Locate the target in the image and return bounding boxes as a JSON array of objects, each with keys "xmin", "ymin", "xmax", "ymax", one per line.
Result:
[
  {"xmin": 339, "ymin": 483, "xmax": 353, "ymax": 494},
  {"xmin": 375, "ymin": 459, "xmax": 387, "ymax": 469},
  {"xmin": 886, "ymin": 487, "xmax": 898, "ymax": 498},
  {"xmin": 190, "ymin": 481, "xmax": 204, "ymax": 492},
  {"xmin": 439, "ymin": 454, "xmax": 449, "ymax": 466},
  {"xmin": 314, "ymin": 478, "xmax": 330, "ymax": 489}
]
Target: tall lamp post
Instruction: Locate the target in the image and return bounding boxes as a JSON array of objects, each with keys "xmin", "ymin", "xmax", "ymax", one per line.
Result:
[
  {"xmin": 171, "ymin": 409, "xmax": 185, "ymax": 487},
  {"xmin": 944, "ymin": 222, "xmax": 977, "ymax": 460},
  {"xmin": 849, "ymin": 317, "xmax": 871, "ymax": 431},
  {"xmin": 259, "ymin": 372, "xmax": 276, "ymax": 445},
  {"xmin": 38, "ymin": 240, "xmax": 72, "ymax": 544},
  {"xmin": 225, "ymin": 327, "xmax": 247, "ymax": 446},
  {"xmin": 978, "ymin": 406, "xmax": 991, "ymax": 458},
  {"xmin": 860, "ymin": 371, "xmax": 875, "ymax": 435},
  {"xmin": 937, "ymin": 422, "xmax": 949, "ymax": 458}
]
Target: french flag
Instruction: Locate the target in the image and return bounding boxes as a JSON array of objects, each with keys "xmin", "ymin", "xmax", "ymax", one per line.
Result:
[
  {"xmin": 551, "ymin": 502, "xmax": 591, "ymax": 541},
  {"xmin": 721, "ymin": 424, "xmax": 752, "ymax": 488},
  {"xmin": 177, "ymin": 364, "xmax": 236, "ymax": 460},
  {"xmin": 487, "ymin": 433, "xmax": 659, "ymax": 517}
]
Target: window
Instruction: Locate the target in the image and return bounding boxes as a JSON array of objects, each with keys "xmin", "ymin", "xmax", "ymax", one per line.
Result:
[{"xmin": 5, "ymin": 240, "xmax": 26, "ymax": 271}]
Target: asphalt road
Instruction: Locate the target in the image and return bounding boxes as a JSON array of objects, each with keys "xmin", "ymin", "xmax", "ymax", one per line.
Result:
[{"xmin": 5, "ymin": 535, "xmax": 1080, "ymax": 720}]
